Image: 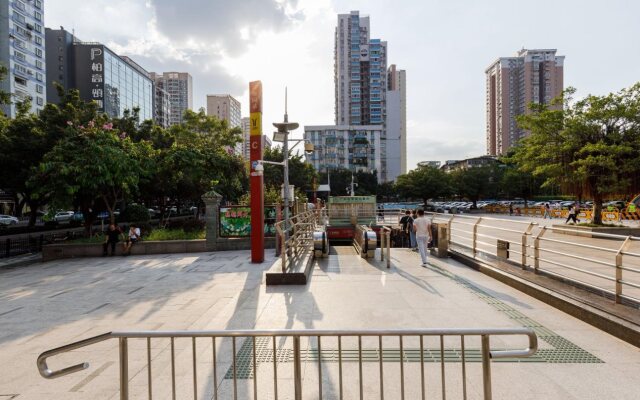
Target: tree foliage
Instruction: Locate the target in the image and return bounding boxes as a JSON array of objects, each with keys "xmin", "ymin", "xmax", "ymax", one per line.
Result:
[
  {"xmin": 395, "ymin": 166, "xmax": 451, "ymax": 203},
  {"xmin": 515, "ymin": 84, "xmax": 640, "ymax": 223}
]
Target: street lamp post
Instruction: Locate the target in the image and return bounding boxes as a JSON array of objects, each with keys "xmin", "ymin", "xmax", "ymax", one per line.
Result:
[{"xmin": 272, "ymin": 97, "xmax": 299, "ymax": 244}]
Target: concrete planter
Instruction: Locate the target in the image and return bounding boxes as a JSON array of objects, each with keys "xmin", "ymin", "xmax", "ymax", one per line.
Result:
[{"xmin": 551, "ymin": 225, "xmax": 640, "ymax": 239}]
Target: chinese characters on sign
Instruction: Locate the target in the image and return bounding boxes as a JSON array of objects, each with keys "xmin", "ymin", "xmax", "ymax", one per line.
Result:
[{"xmin": 89, "ymin": 47, "xmax": 104, "ymax": 110}]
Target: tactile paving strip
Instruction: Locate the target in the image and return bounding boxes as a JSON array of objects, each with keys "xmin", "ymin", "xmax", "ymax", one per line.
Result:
[{"xmin": 225, "ymin": 263, "xmax": 602, "ymax": 379}]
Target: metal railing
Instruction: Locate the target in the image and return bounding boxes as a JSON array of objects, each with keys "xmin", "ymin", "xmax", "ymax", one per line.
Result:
[
  {"xmin": 37, "ymin": 328, "xmax": 538, "ymax": 400},
  {"xmin": 275, "ymin": 210, "xmax": 317, "ymax": 273},
  {"xmin": 430, "ymin": 213, "xmax": 640, "ymax": 305},
  {"xmin": 0, "ymin": 230, "xmax": 85, "ymax": 258}
]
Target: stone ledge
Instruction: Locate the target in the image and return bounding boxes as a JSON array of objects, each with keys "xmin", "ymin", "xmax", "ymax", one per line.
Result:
[
  {"xmin": 265, "ymin": 250, "xmax": 314, "ymax": 285},
  {"xmin": 42, "ymin": 240, "xmax": 207, "ymax": 261}
]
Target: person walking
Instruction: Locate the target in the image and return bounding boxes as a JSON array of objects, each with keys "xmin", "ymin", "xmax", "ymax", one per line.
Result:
[
  {"xmin": 565, "ymin": 205, "xmax": 578, "ymax": 224},
  {"xmin": 413, "ymin": 209, "xmax": 432, "ymax": 267},
  {"xmin": 543, "ymin": 203, "xmax": 551, "ymax": 219},
  {"xmin": 399, "ymin": 210, "xmax": 413, "ymax": 248},
  {"xmin": 102, "ymin": 224, "xmax": 122, "ymax": 256}
]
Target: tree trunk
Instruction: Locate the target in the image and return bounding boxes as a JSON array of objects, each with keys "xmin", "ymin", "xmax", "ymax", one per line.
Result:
[
  {"xmin": 593, "ymin": 196, "xmax": 603, "ymax": 225},
  {"xmin": 27, "ymin": 199, "xmax": 40, "ymax": 227}
]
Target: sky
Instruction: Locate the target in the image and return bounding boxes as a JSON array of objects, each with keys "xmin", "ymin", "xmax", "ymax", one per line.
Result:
[{"xmin": 46, "ymin": 0, "xmax": 640, "ymax": 169}]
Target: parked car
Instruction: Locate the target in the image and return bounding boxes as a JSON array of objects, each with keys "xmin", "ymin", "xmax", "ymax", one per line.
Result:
[
  {"xmin": 0, "ymin": 214, "xmax": 19, "ymax": 225},
  {"xmin": 604, "ymin": 201, "xmax": 626, "ymax": 210},
  {"xmin": 53, "ymin": 211, "xmax": 75, "ymax": 222}
]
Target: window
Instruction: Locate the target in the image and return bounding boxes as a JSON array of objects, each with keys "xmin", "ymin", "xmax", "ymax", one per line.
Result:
[
  {"xmin": 15, "ymin": 25, "xmax": 29, "ymax": 38},
  {"xmin": 35, "ymin": 36, "xmax": 42, "ymax": 46},
  {"xmin": 35, "ymin": 59, "xmax": 42, "ymax": 69},
  {"xmin": 34, "ymin": 24, "xmax": 42, "ymax": 33},
  {"xmin": 15, "ymin": 1, "xmax": 26, "ymax": 11},
  {"xmin": 14, "ymin": 38, "xmax": 26, "ymax": 49},
  {"xmin": 36, "ymin": 72, "xmax": 43, "ymax": 81},
  {"xmin": 36, "ymin": 84, "xmax": 43, "ymax": 94},
  {"xmin": 14, "ymin": 76, "xmax": 27, "ymax": 86},
  {"xmin": 14, "ymin": 50, "xmax": 26, "ymax": 62},
  {"xmin": 34, "ymin": 11, "xmax": 42, "ymax": 21},
  {"xmin": 36, "ymin": 97, "xmax": 43, "ymax": 106},
  {"xmin": 35, "ymin": 48, "xmax": 42, "ymax": 58},
  {"xmin": 13, "ymin": 12, "xmax": 26, "ymax": 24},
  {"xmin": 35, "ymin": 0, "xmax": 42, "ymax": 9}
]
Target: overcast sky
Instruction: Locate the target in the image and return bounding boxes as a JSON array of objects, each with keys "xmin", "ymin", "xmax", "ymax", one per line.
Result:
[{"xmin": 46, "ymin": 0, "xmax": 640, "ymax": 169}]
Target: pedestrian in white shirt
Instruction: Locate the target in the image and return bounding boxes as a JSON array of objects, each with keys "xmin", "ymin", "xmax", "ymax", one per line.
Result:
[{"xmin": 413, "ymin": 209, "xmax": 432, "ymax": 266}]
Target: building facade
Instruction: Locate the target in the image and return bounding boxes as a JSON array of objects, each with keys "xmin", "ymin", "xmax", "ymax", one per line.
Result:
[
  {"xmin": 441, "ymin": 156, "xmax": 499, "ymax": 173},
  {"xmin": 206, "ymin": 94, "xmax": 241, "ymax": 128},
  {"xmin": 334, "ymin": 11, "xmax": 387, "ymax": 126},
  {"xmin": 150, "ymin": 72, "xmax": 193, "ymax": 126},
  {"xmin": 386, "ymin": 64, "xmax": 407, "ymax": 180},
  {"xmin": 418, "ymin": 161, "xmax": 441, "ymax": 169},
  {"xmin": 153, "ymin": 84, "xmax": 171, "ymax": 128},
  {"xmin": 485, "ymin": 48, "xmax": 564, "ymax": 156},
  {"xmin": 45, "ymin": 29, "xmax": 154, "ymax": 121},
  {"xmin": 1, "ymin": 0, "xmax": 46, "ymax": 117},
  {"xmin": 304, "ymin": 125, "xmax": 383, "ymax": 181}
]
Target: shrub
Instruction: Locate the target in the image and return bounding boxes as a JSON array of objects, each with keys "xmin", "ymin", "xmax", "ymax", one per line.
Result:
[
  {"xmin": 120, "ymin": 204, "xmax": 150, "ymax": 223},
  {"xmin": 182, "ymin": 219, "xmax": 205, "ymax": 232},
  {"xmin": 146, "ymin": 228, "xmax": 205, "ymax": 241}
]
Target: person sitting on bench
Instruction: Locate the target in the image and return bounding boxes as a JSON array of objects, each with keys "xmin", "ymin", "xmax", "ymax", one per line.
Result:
[{"xmin": 122, "ymin": 224, "xmax": 141, "ymax": 255}]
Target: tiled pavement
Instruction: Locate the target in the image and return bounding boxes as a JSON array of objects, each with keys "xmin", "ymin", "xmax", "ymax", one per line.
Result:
[{"xmin": 0, "ymin": 247, "xmax": 639, "ymax": 399}]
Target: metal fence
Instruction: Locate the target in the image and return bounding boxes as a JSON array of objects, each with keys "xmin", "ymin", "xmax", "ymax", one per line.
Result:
[
  {"xmin": 38, "ymin": 328, "xmax": 538, "ymax": 400},
  {"xmin": 430, "ymin": 213, "xmax": 640, "ymax": 305},
  {"xmin": 0, "ymin": 230, "xmax": 85, "ymax": 258}
]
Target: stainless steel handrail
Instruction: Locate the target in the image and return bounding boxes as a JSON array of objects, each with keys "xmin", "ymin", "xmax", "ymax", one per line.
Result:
[
  {"xmin": 439, "ymin": 213, "xmax": 640, "ymax": 305},
  {"xmin": 275, "ymin": 210, "xmax": 317, "ymax": 273},
  {"xmin": 37, "ymin": 328, "xmax": 538, "ymax": 400}
]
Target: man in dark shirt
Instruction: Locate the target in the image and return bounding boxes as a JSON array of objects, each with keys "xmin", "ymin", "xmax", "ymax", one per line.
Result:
[
  {"xmin": 102, "ymin": 224, "xmax": 122, "ymax": 256},
  {"xmin": 399, "ymin": 210, "xmax": 413, "ymax": 248}
]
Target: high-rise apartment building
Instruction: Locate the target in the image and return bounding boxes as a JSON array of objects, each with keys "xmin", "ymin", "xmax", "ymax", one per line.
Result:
[
  {"xmin": 45, "ymin": 28, "xmax": 154, "ymax": 120},
  {"xmin": 386, "ymin": 64, "xmax": 407, "ymax": 180},
  {"xmin": 153, "ymin": 84, "xmax": 171, "ymax": 128},
  {"xmin": 206, "ymin": 94, "xmax": 241, "ymax": 128},
  {"xmin": 207, "ymin": 94, "xmax": 241, "ymax": 154},
  {"xmin": 485, "ymin": 48, "xmax": 564, "ymax": 155},
  {"xmin": 335, "ymin": 11, "xmax": 387, "ymax": 126},
  {"xmin": 150, "ymin": 72, "xmax": 193, "ymax": 125},
  {"xmin": 241, "ymin": 116, "xmax": 250, "ymax": 159},
  {"xmin": 1, "ymin": 0, "xmax": 46, "ymax": 117}
]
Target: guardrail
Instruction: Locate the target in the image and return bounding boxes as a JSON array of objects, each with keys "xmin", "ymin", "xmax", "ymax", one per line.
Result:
[
  {"xmin": 430, "ymin": 213, "xmax": 640, "ymax": 305},
  {"xmin": 0, "ymin": 230, "xmax": 85, "ymax": 258},
  {"xmin": 275, "ymin": 211, "xmax": 317, "ymax": 273},
  {"xmin": 37, "ymin": 328, "xmax": 538, "ymax": 400}
]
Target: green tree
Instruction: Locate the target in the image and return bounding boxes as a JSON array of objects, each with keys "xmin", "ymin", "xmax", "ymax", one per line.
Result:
[
  {"xmin": 395, "ymin": 166, "xmax": 451, "ymax": 203},
  {"xmin": 450, "ymin": 166, "xmax": 501, "ymax": 208},
  {"xmin": 262, "ymin": 146, "xmax": 317, "ymax": 193},
  {"xmin": 515, "ymin": 84, "xmax": 640, "ymax": 224},
  {"xmin": 30, "ymin": 123, "xmax": 151, "ymax": 225}
]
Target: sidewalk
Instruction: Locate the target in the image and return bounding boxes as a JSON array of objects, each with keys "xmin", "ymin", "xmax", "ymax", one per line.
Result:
[{"xmin": 0, "ymin": 248, "xmax": 638, "ymax": 399}]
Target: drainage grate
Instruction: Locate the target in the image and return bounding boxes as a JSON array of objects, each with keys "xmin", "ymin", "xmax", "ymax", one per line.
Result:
[{"xmin": 224, "ymin": 263, "xmax": 603, "ymax": 379}]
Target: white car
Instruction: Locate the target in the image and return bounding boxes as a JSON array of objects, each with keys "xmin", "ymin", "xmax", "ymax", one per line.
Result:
[
  {"xmin": 53, "ymin": 211, "xmax": 75, "ymax": 222},
  {"xmin": 0, "ymin": 214, "xmax": 19, "ymax": 225}
]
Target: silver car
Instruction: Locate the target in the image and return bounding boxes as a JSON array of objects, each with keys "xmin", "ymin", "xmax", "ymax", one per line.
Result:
[
  {"xmin": 53, "ymin": 211, "xmax": 75, "ymax": 222},
  {"xmin": 0, "ymin": 214, "xmax": 19, "ymax": 225}
]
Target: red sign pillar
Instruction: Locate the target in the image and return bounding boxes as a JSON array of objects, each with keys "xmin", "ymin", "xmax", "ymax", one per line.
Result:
[{"xmin": 249, "ymin": 81, "xmax": 264, "ymax": 262}]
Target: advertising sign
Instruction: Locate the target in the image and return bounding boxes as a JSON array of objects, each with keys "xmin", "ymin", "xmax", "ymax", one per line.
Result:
[{"xmin": 220, "ymin": 206, "xmax": 277, "ymax": 237}]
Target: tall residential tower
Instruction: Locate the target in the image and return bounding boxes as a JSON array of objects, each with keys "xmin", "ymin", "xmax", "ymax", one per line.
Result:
[
  {"xmin": 1, "ymin": 0, "xmax": 46, "ymax": 117},
  {"xmin": 150, "ymin": 72, "xmax": 193, "ymax": 126},
  {"xmin": 485, "ymin": 48, "xmax": 564, "ymax": 156}
]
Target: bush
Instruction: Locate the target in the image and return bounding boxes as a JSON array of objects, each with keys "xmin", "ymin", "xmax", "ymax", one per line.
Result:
[
  {"xmin": 146, "ymin": 228, "xmax": 205, "ymax": 241},
  {"xmin": 120, "ymin": 204, "xmax": 150, "ymax": 223},
  {"xmin": 182, "ymin": 219, "xmax": 205, "ymax": 232}
]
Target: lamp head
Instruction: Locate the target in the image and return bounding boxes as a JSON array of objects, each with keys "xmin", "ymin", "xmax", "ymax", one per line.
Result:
[{"xmin": 304, "ymin": 142, "xmax": 314, "ymax": 154}]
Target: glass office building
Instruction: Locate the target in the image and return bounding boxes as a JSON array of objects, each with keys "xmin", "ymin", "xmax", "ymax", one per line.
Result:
[{"xmin": 101, "ymin": 48, "xmax": 153, "ymax": 120}]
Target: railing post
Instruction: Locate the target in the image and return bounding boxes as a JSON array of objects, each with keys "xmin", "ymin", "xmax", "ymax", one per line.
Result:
[
  {"xmin": 472, "ymin": 217, "xmax": 482, "ymax": 257},
  {"xmin": 386, "ymin": 230, "xmax": 391, "ymax": 269},
  {"xmin": 119, "ymin": 337, "xmax": 129, "ymax": 400},
  {"xmin": 533, "ymin": 226, "xmax": 547, "ymax": 274},
  {"xmin": 293, "ymin": 336, "xmax": 302, "ymax": 400},
  {"xmin": 481, "ymin": 334, "xmax": 492, "ymax": 400},
  {"xmin": 521, "ymin": 223, "xmax": 535, "ymax": 269},
  {"xmin": 615, "ymin": 236, "xmax": 632, "ymax": 304},
  {"xmin": 380, "ymin": 229, "xmax": 385, "ymax": 262}
]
